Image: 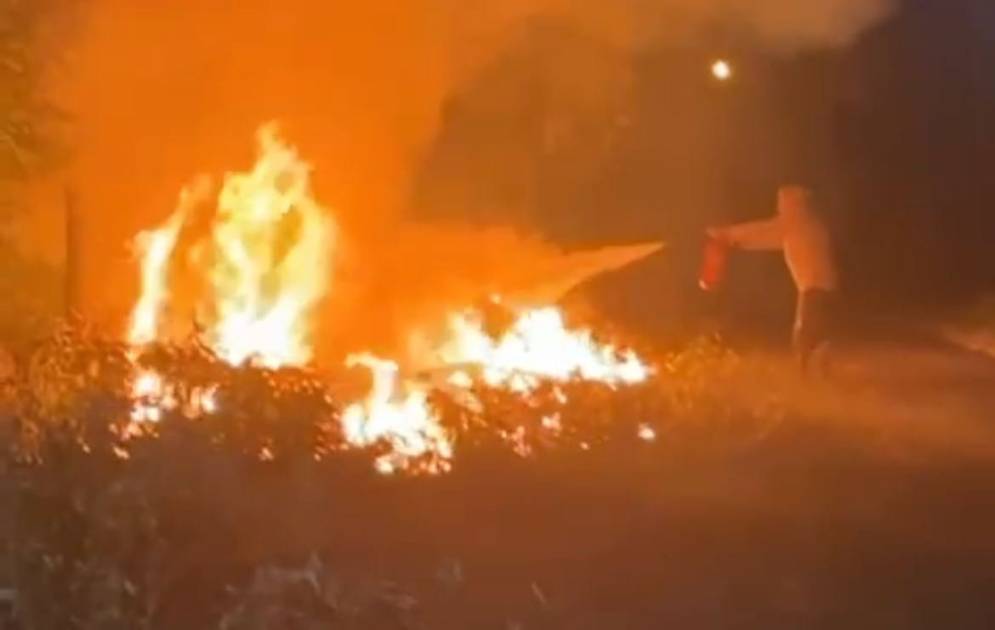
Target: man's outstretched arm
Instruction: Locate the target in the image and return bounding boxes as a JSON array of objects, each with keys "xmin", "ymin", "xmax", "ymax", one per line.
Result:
[{"xmin": 708, "ymin": 218, "xmax": 783, "ymax": 251}]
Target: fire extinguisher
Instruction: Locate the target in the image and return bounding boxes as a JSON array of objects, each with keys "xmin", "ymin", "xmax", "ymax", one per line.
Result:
[{"xmin": 698, "ymin": 236, "xmax": 729, "ymax": 291}]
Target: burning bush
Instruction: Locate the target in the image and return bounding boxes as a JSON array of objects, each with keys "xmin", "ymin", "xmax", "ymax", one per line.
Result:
[{"xmin": 6, "ymin": 319, "xmax": 343, "ymax": 629}]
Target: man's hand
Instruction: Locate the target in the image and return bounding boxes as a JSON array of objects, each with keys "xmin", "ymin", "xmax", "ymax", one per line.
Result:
[{"xmin": 707, "ymin": 218, "xmax": 783, "ymax": 252}]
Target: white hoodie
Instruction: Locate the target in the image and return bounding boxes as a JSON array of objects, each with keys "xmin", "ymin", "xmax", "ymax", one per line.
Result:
[{"xmin": 717, "ymin": 187, "xmax": 838, "ymax": 292}]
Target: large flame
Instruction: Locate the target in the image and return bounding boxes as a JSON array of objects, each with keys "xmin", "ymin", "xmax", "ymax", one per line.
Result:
[
  {"xmin": 128, "ymin": 125, "xmax": 334, "ymax": 368},
  {"xmin": 341, "ymin": 300, "xmax": 651, "ymax": 473},
  {"xmin": 125, "ymin": 126, "xmax": 650, "ymax": 474},
  {"xmin": 205, "ymin": 126, "xmax": 334, "ymax": 367}
]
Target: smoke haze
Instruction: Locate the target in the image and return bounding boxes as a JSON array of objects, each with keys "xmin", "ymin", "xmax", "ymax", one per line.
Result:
[{"xmin": 41, "ymin": 0, "xmax": 895, "ymax": 354}]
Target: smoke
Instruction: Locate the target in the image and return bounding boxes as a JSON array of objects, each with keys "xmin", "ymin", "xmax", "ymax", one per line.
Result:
[
  {"xmin": 48, "ymin": 0, "xmax": 895, "ymax": 353},
  {"xmin": 712, "ymin": 0, "xmax": 898, "ymax": 50},
  {"xmin": 443, "ymin": 0, "xmax": 898, "ymax": 56}
]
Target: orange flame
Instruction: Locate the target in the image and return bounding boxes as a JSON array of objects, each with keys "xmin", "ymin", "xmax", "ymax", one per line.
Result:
[
  {"xmin": 129, "ymin": 201, "xmax": 189, "ymax": 346},
  {"xmin": 204, "ymin": 125, "xmax": 335, "ymax": 367},
  {"xmin": 128, "ymin": 125, "xmax": 334, "ymax": 368},
  {"xmin": 341, "ymin": 301, "xmax": 651, "ymax": 472},
  {"xmin": 341, "ymin": 353, "xmax": 453, "ymax": 475},
  {"xmin": 126, "ymin": 126, "xmax": 333, "ymax": 424},
  {"xmin": 437, "ymin": 303, "xmax": 650, "ymax": 393},
  {"xmin": 125, "ymin": 127, "xmax": 651, "ymax": 472}
]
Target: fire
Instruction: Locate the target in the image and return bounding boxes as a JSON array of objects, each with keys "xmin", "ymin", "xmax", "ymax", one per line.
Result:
[
  {"xmin": 340, "ymin": 301, "xmax": 650, "ymax": 472},
  {"xmin": 204, "ymin": 126, "xmax": 334, "ymax": 367},
  {"xmin": 126, "ymin": 125, "xmax": 333, "ymax": 424},
  {"xmin": 341, "ymin": 354, "xmax": 453, "ymax": 475},
  {"xmin": 133, "ymin": 370, "xmax": 163, "ymax": 398},
  {"xmin": 637, "ymin": 423, "xmax": 657, "ymax": 442},
  {"xmin": 128, "ymin": 369, "xmax": 218, "ymax": 423},
  {"xmin": 124, "ymin": 126, "xmax": 653, "ymax": 473},
  {"xmin": 128, "ymin": 125, "xmax": 334, "ymax": 368},
  {"xmin": 129, "ymin": 204, "xmax": 188, "ymax": 346},
  {"xmin": 438, "ymin": 304, "xmax": 650, "ymax": 393},
  {"xmin": 130, "ymin": 369, "xmax": 164, "ymax": 423}
]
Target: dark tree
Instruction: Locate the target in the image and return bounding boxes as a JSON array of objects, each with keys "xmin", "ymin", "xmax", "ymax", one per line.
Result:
[
  {"xmin": 0, "ymin": 0, "xmax": 76, "ymax": 184},
  {"xmin": 0, "ymin": 0, "xmax": 79, "ymax": 349}
]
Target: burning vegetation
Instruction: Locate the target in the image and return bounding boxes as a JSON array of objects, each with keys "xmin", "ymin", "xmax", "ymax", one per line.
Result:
[
  {"xmin": 118, "ymin": 126, "xmax": 655, "ymax": 475},
  {"xmin": 3, "ymin": 1, "xmax": 994, "ymax": 627},
  {"xmin": 3, "ymin": 190, "xmax": 741, "ymax": 623},
  {"xmin": 5, "ymin": 311, "xmax": 746, "ymax": 628}
]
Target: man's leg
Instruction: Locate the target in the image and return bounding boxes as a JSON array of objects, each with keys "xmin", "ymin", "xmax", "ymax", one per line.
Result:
[
  {"xmin": 813, "ymin": 291, "xmax": 842, "ymax": 379},
  {"xmin": 793, "ymin": 291, "xmax": 813, "ymax": 375},
  {"xmin": 811, "ymin": 340, "xmax": 833, "ymax": 379},
  {"xmin": 796, "ymin": 290, "xmax": 837, "ymax": 379},
  {"xmin": 794, "ymin": 327, "xmax": 815, "ymax": 375}
]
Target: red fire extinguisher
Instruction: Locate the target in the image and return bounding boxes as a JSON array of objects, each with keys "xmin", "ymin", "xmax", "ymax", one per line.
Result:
[{"xmin": 698, "ymin": 236, "xmax": 729, "ymax": 291}]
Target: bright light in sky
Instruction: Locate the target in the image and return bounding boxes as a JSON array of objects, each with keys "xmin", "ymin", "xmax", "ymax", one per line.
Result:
[{"xmin": 711, "ymin": 59, "xmax": 733, "ymax": 81}]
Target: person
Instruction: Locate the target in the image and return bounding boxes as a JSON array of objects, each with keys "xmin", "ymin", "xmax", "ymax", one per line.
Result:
[{"xmin": 708, "ymin": 186, "xmax": 840, "ymax": 375}]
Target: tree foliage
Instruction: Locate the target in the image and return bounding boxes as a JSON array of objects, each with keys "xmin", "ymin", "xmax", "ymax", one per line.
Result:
[
  {"xmin": 0, "ymin": 0, "xmax": 76, "ymax": 183},
  {"xmin": 0, "ymin": 1, "xmax": 80, "ymax": 349}
]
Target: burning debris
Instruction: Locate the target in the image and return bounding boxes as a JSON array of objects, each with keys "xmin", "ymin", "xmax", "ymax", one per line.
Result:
[
  {"xmin": 4, "ymin": 316, "xmax": 749, "ymax": 629},
  {"xmin": 341, "ymin": 353, "xmax": 454, "ymax": 476},
  {"xmin": 11, "ymin": 318, "xmax": 743, "ymax": 484},
  {"xmin": 115, "ymin": 126, "xmax": 657, "ymax": 474}
]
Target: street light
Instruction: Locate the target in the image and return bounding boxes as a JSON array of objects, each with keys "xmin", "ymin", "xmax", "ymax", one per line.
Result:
[{"xmin": 711, "ymin": 59, "xmax": 733, "ymax": 82}]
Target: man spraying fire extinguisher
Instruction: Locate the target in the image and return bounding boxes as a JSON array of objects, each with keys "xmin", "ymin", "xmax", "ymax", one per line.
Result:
[{"xmin": 705, "ymin": 186, "xmax": 840, "ymax": 375}]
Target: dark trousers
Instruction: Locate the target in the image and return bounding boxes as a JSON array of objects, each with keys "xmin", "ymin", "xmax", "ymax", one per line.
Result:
[{"xmin": 793, "ymin": 289, "xmax": 839, "ymax": 373}]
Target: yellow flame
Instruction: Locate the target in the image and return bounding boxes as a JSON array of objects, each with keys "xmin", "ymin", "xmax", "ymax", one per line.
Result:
[
  {"xmin": 129, "ymin": 368, "xmax": 217, "ymax": 423},
  {"xmin": 206, "ymin": 125, "xmax": 334, "ymax": 367},
  {"xmin": 133, "ymin": 371, "xmax": 163, "ymax": 398},
  {"xmin": 637, "ymin": 423, "xmax": 657, "ymax": 442},
  {"xmin": 126, "ymin": 127, "xmax": 652, "ymax": 472},
  {"xmin": 128, "ymin": 125, "xmax": 334, "ymax": 368},
  {"xmin": 541, "ymin": 413, "xmax": 562, "ymax": 433},
  {"xmin": 127, "ymin": 126, "xmax": 332, "ymax": 424},
  {"xmin": 342, "ymin": 353, "xmax": 453, "ymax": 475},
  {"xmin": 341, "ymin": 302, "xmax": 649, "ymax": 473},
  {"xmin": 439, "ymin": 305, "xmax": 649, "ymax": 393},
  {"xmin": 129, "ymin": 206, "xmax": 188, "ymax": 346}
]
